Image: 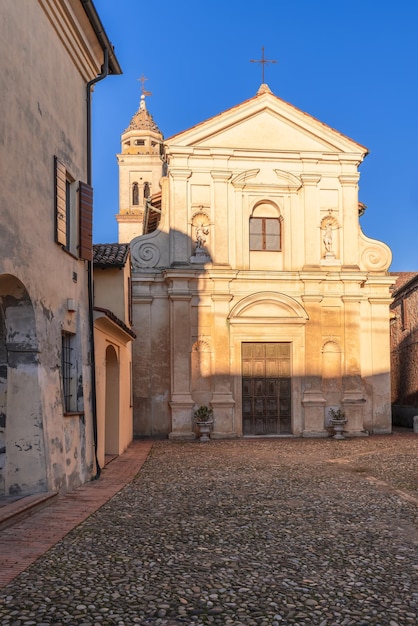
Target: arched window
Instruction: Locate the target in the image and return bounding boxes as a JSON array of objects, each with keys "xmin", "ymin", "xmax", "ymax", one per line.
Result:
[
  {"xmin": 143, "ymin": 182, "xmax": 150, "ymax": 199},
  {"xmin": 250, "ymin": 203, "xmax": 281, "ymax": 251},
  {"xmin": 132, "ymin": 182, "xmax": 139, "ymax": 206}
]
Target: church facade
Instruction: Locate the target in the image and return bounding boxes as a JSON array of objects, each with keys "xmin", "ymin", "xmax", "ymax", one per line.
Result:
[{"xmin": 118, "ymin": 85, "xmax": 395, "ymax": 439}]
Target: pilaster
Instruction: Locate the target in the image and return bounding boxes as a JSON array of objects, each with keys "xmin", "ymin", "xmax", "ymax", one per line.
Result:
[
  {"xmin": 301, "ymin": 293, "xmax": 327, "ymax": 437},
  {"xmin": 211, "ymin": 170, "xmax": 232, "ymax": 266},
  {"xmin": 300, "ymin": 174, "xmax": 321, "ymax": 267},
  {"xmin": 339, "ymin": 174, "xmax": 360, "ymax": 267},
  {"xmin": 341, "ymin": 295, "xmax": 366, "ymax": 435},
  {"xmin": 210, "ymin": 291, "xmax": 235, "ymax": 437},
  {"xmin": 366, "ymin": 296, "xmax": 393, "ymax": 434},
  {"xmin": 169, "ymin": 169, "xmax": 192, "ymax": 265},
  {"xmin": 168, "ymin": 280, "xmax": 194, "ymax": 439}
]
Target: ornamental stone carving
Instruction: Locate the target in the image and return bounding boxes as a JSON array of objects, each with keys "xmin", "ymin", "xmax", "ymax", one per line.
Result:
[
  {"xmin": 131, "ymin": 240, "xmax": 161, "ymax": 269},
  {"xmin": 359, "ymin": 231, "xmax": 392, "ymax": 271}
]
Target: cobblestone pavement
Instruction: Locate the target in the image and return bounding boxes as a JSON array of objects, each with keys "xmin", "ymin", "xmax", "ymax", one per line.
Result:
[{"xmin": 1, "ymin": 434, "xmax": 418, "ymax": 626}]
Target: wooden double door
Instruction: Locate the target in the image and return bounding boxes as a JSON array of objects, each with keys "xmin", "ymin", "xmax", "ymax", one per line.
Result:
[{"xmin": 242, "ymin": 342, "xmax": 291, "ymax": 435}]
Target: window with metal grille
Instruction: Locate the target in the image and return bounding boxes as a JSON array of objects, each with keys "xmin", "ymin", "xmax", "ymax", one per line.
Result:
[
  {"xmin": 61, "ymin": 332, "xmax": 76, "ymax": 412},
  {"xmin": 250, "ymin": 217, "xmax": 281, "ymax": 251}
]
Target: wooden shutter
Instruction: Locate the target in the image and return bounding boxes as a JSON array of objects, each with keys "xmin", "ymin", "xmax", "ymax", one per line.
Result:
[
  {"xmin": 79, "ymin": 181, "xmax": 93, "ymax": 261},
  {"xmin": 54, "ymin": 156, "xmax": 67, "ymax": 246}
]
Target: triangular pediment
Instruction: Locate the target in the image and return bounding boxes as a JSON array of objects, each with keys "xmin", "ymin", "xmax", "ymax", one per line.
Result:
[{"xmin": 167, "ymin": 89, "xmax": 367, "ymax": 156}]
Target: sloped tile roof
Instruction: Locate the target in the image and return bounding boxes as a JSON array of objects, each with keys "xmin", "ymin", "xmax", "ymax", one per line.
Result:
[
  {"xmin": 391, "ymin": 271, "xmax": 418, "ymax": 297},
  {"xmin": 94, "ymin": 307, "xmax": 136, "ymax": 339},
  {"xmin": 93, "ymin": 243, "xmax": 129, "ymax": 268}
]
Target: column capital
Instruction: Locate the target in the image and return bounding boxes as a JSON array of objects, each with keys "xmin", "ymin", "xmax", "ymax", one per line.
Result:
[
  {"xmin": 211, "ymin": 293, "xmax": 234, "ymax": 303},
  {"xmin": 341, "ymin": 295, "xmax": 362, "ymax": 304},
  {"xmin": 301, "ymin": 294, "xmax": 323, "ymax": 304},
  {"xmin": 339, "ymin": 174, "xmax": 359, "ymax": 186},
  {"xmin": 368, "ymin": 297, "xmax": 393, "ymax": 306},
  {"xmin": 300, "ymin": 174, "xmax": 321, "ymax": 186},
  {"xmin": 169, "ymin": 169, "xmax": 192, "ymax": 180},
  {"xmin": 210, "ymin": 170, "xmax": 232, "ymax": 182}
]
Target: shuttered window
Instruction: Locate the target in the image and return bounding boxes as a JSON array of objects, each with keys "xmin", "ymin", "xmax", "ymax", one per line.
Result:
[
  {"xmin": 55, "ymin": 157, "xmax": 67, "ymax": 247},
  {"xmin": 54, "ymin": 157, "xmax": 93, "ymax": 260},
  {"xmin": 79, "ymin": 181, "xmax": 93, "ymax": 261}
]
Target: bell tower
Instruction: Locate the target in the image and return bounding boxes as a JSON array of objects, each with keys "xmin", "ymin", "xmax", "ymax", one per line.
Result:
[{"xmin": 116, "ymin": 79, "xmax": 164, "ymax": 243}]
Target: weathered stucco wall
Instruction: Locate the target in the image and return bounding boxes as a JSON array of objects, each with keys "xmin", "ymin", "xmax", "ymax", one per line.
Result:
[{"xmin": 0, "ymin": 0, "xmax": 108, "ymax": 494}]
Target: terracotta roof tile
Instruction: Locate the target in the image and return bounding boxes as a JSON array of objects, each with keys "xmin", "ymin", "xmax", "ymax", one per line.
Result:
[
  {"xmin": 93, "ymin": 243, "xmax": 129, "ymax": 268},
  {"xmin": 391, "ymin": 271, "xmax": 418, "ymax": 295},
  {"xmin": 94, "ymin": 307, "xmax": 136, "ymax": 339}
]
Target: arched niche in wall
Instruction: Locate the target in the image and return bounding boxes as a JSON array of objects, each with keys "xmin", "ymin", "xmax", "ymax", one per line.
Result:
[
  {"xmin": 105, "ymin": 344, "xmax": 120, "ymax": 456},
  {"xmin": 0, "ymin": 274, "xmax": 46, "ymax": 496}
]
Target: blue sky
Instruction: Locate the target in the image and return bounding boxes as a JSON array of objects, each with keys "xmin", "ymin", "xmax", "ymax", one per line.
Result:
[{"xmin": 92, "ymin": 1, "xmax": 418, "ymax": 272}]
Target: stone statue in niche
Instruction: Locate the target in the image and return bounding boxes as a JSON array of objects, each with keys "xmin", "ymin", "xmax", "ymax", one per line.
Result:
[
  {"xmin": 323, "ymin": 221, "xmax": 333, "ymax": 254},
  {"xmin": 320, "ymin": 214, "xmax": 340, "ymax": 265},
  {"xmin": 196, "ymin": 223, "xmax": 209, "ymax": 249},
  {"xmin": 190, "ymin": 213, "xmax": 211, "ymax": 264}
]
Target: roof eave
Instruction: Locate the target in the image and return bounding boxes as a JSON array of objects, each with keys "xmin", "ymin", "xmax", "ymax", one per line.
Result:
[{"xmin": 80, "ymin": 0, "xmax": 122, "ymax": 75}]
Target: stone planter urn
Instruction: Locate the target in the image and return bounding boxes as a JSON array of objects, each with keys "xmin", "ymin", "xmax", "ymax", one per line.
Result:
[
  {"xmin": 194, "ymin": 405, "xmax": 214, "ymax": 443},
  {"xmin": 329, "ymin": 408, "xmax": 347, "ymax": 440}
]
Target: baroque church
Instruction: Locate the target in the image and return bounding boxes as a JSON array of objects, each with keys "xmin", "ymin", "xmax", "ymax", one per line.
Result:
[{"xmin": 116, "ymin": 81, "xmax": 395, "ymax": 440}]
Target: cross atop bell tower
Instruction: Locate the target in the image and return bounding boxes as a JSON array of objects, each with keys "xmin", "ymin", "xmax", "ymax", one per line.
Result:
[
  {"xmin": 116, "ymin": 76, "xmax": 164, "ymax": 243},
  {"xmin": 137, "ymin": 74, "xmax": 152, "ymax": 97}
]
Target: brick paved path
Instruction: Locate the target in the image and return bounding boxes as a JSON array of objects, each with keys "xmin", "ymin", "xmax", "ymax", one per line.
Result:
[{"xmin": 0, "ymin": 440, "xmax": 152, "ymax": 588}]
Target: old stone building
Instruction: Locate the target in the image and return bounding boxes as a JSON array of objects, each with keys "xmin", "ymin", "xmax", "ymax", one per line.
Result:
[
  {"xmin": 0, "ymin": 0, "xmax": 121, "ymax": 496},
  {"xmin": 119, "ymin": 84, "xmax": 395, "ymax": 440},
  {"xmin": 93, "ymin": 244, "xmax": 135, "ymax": 467},
  {"xmin": 390, "ymin": 272, "xmax": 418, "ymax": 427}
]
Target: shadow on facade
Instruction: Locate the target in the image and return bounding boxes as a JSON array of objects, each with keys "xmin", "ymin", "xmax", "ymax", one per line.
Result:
[{"xmin": 129, "ymin": 229, "xmax": 393, "ymax": 440}]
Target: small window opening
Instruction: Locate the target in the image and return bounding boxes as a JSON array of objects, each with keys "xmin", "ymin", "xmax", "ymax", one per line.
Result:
[
  {"xmin": 132, "ymin": 182, "xmax": 139, "ymax": 206},
  {"xmin": 250, "ymin": 217, "xmax": 281, "ymax": 251}
]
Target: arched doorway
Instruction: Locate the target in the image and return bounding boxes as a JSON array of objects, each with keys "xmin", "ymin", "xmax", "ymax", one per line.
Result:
[
  {"xmin": 229, "ymin": 291, "xmax": 308, "ymax": 436},
  {"xmin": 0, "ymin": 274, "xmax": 46, "ymax": 496},
  {"xmin": 105, "ymin": 345, "xmax": 120, "ymax": 455}
]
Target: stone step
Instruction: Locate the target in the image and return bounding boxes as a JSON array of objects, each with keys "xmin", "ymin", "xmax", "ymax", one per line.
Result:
[{"xmin": 0, "ymin": 491, "xmax": 59, "ymax": 531}]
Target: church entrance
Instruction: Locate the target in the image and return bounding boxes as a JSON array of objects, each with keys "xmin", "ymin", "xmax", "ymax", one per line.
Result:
[{"xmin": 242, "ymin": 342, "xmax": 292, "ymax": 435}]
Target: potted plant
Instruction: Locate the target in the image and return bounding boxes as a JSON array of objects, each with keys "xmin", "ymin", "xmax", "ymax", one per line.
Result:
[
  {"xmin": 194, "ymin": 405, "xmax": 214, "ymax": 442},
  {"xmin": 329, "ymin": 407, "xmax": 347, "ymax": 440}
]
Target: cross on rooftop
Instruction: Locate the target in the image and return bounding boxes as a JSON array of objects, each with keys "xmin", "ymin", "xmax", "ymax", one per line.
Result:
[
  {"xmin": 250, "ymin": 47, "xmax": 277, "ymax": 83},
  {"xmin": 137, "ymin": 74, "xmax": 152, "ymax": 97}
]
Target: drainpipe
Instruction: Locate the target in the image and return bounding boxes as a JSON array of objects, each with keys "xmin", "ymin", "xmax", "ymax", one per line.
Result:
[{"xmin": 86, "ymin": 48, "xmax": 109, "ymax": 479}]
